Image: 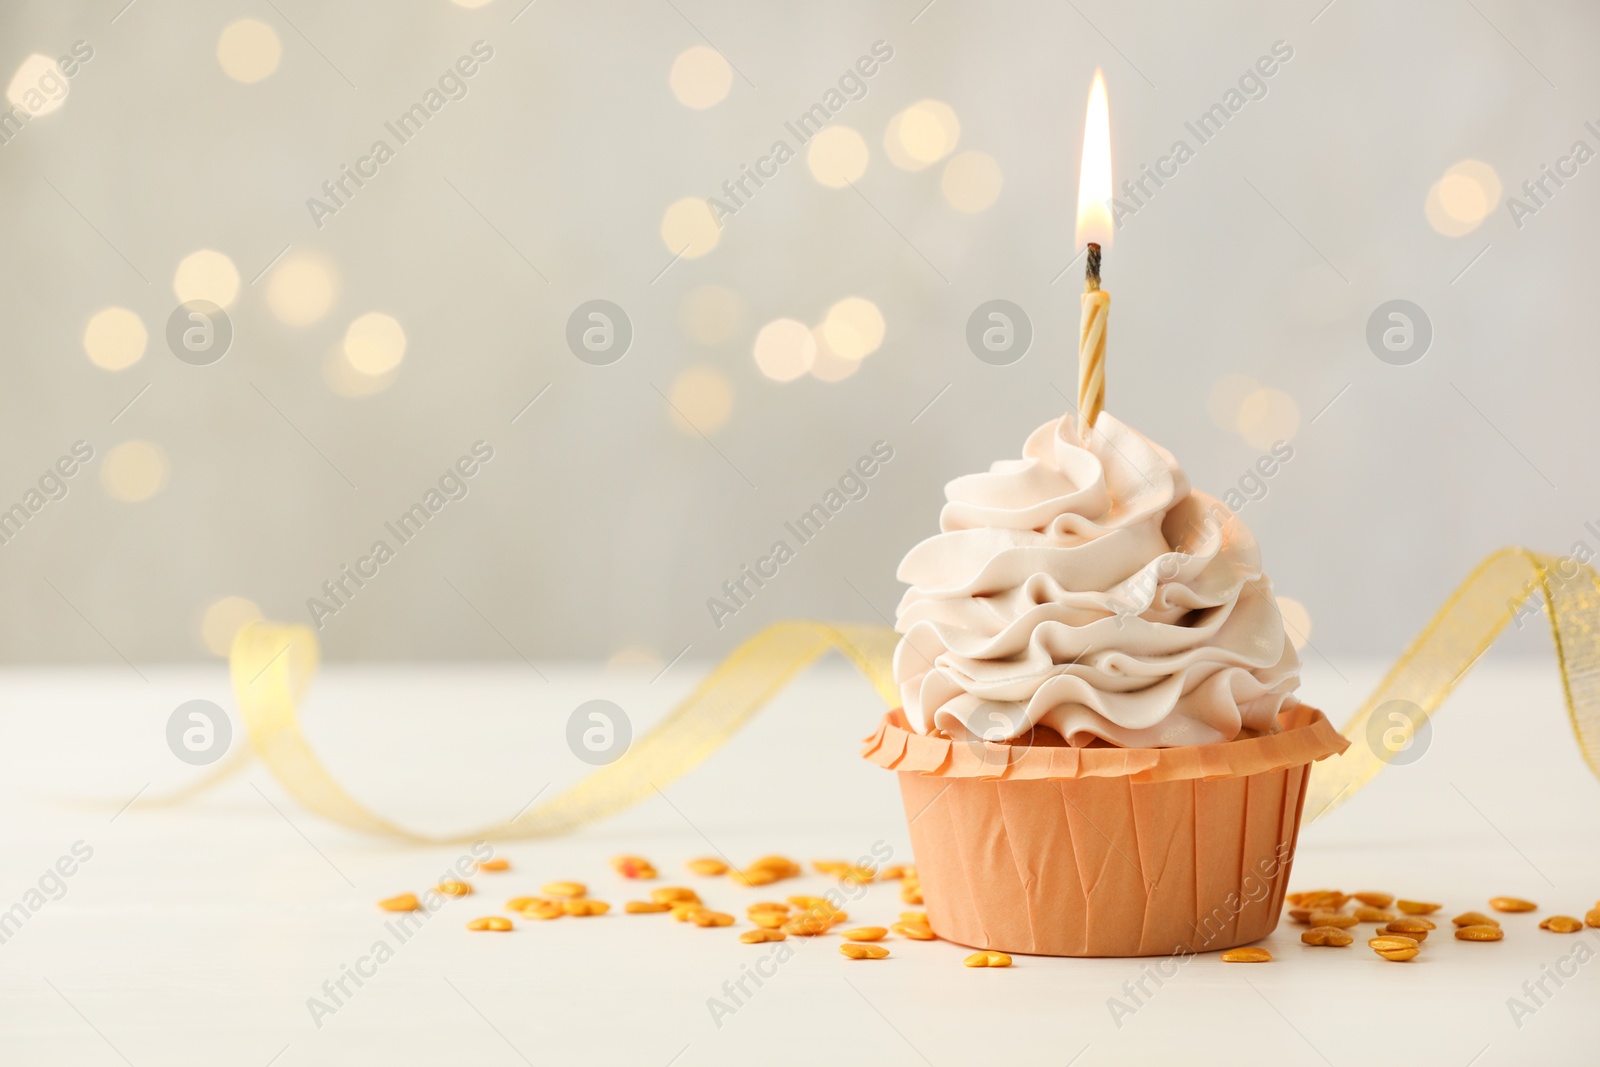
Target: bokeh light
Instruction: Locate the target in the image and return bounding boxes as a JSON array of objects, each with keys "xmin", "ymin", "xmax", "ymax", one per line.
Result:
[
  {"xmin": 323, "ymin": 344, "xmax": 395, "ymax": 397},
  {"xmin": 806, "ymin": 126, "xmax": 868, "ymax": 188},
  {"xmin": 820, "ymin": 297, "xmax": 885, "ymax": 361},
  {"xmin": 752, "ymin": 318, "xmax": 816, "ymax": 382},
  {"xmin": 173, "ymin": 249, "xmax": 240, "ymax": 308},
  {"xmin": 343, "ymin": 312, "xmax": 406, "ymax": 375},
  {"xmin": 217, "ymin": 19, "xmax": 282, "ymax": 84},
  {"xmin": 941, "ymin": 151, "xmax": 1003, "ymax": 212},
  {"xmin": 1426, "ymin": 160, "xmax": 1501, "ymax": 236},
  {"xmin": 6, "ymin": 54, "xmax": 69, "ymax": 117},
  {"xmin": 885, "ymin": 100, "xmax": 959, "ymax": 170},
  {"xmin": 679, "ymin": 284, "xmax": 744, "ymax": 344},
  {"xmin": 669, "ymin": 365, "xmax": 733, "ymax": 434},
  {"xmin": 809, "ymin": 327, "xmax": 860, "ymax": 383},
  {"xmin": 101, "ymin": 440, "xmax": 168, "ymax": 503},
  {"xmin": 266, "ymin": 251, "xmax": 338, "ymax": 326},
  {"xmin": 669, "ymin": 46, "xmax": 732, "ymax": 109},
  {"xmin": 660, "ymin": 197, "xmax": 720, "ymax": 258},
  {"xmin": 201, "ymin": 595, "xmax": 262, "ymax": 657},
  {"xmin": 82, "ymin": 307, "xmax": 148, "ymax": 370},
  {"xmin": 1208, "ymin": 374, "xmax": 1260, "ymax": 433},
  {"xmin": 1277, "ymin": 596, "xmax": 1311, "ymax": 651},
  {"xmin": 607, "ymin": 644, "xmax": 663, "ymax": 673},
  {"xmin": 1235, "ymin": 387, "xmax": 1300, "ymax": 451}
]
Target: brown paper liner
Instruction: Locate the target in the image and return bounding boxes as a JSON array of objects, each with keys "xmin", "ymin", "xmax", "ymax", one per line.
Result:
[{"xmin": 864, "ymin": 705, "xmax": 1349, "ymax": 957}]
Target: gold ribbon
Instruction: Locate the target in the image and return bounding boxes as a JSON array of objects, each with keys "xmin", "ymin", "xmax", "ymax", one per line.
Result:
[
  {"xmin": 219, "ymin": 547, "xmax": 1600, "ymax": 841},
  {"xmin": 226, "ymin": 619, "xmax": 898, "ymax": 843},
  {"xmin": 1302, "ymin": 546, "xmax": 1600, "ymax": 820}
]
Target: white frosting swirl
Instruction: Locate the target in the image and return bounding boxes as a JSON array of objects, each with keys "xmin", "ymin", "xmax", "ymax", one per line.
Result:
[{"xmin": 893, "ymin": 412, "xmax": 1300, "ymax": 747}]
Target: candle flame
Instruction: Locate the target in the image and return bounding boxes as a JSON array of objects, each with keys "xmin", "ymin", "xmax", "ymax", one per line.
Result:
[{"xmin": 1075, "ymin": 69, "xmax": 1113, "ymax": 250}]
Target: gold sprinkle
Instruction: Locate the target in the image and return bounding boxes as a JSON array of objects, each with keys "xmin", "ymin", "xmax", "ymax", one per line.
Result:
[
  {"xmin": 1221, "ymin": 947, "xmax": 1272, "ymax": 963},
  {"xmin": 840, "ymin": 943, "xmax": 889, "ymax": 960},
  {"xmin": 1300, "ymin": 926, "xmax": 1353, "ymax": 947},
  {"xmin": 1489, "ymin": 896, "xmax": 1537, "ymax": 913},
  {"xmin": 1396, "ymin": 899, "xmax": 1441, "ymax": 915},
  {"xmin": 541, "ymin": 881, "xmax": 586, "ymax": 899}
]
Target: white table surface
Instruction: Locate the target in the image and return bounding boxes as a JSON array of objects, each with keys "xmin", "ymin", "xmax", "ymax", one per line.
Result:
[{"xmin": 1, "ymin": 654, "xmax": 1596, "ymax": 1066}]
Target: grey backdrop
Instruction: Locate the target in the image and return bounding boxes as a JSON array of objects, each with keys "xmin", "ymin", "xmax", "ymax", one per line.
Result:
[{"xmin": 0, "ymin": 0, "xmax": 1592, "ymax": 667}]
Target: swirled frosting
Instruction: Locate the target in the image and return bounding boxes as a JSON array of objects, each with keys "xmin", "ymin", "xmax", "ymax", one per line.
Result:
[{"xmin": 893, "ymin": 412, "xmax": 1300, "ymax": 748}]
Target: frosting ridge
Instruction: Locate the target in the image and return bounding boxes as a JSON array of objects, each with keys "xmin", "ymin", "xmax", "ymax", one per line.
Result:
[{"xmin": 893, "ymin": 412, "xmax": 1299, "ymax": 747}]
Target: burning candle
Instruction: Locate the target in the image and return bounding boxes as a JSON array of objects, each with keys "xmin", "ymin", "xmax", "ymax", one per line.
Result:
[{"xmin": 1076, "ymin": 69, "xmax": 1113, "ymax": 440}]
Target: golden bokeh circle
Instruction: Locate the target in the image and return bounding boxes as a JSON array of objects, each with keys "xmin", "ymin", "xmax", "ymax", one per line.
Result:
[
  {"xmin": 806, "ymin": 126, "xmax": 869, "ymax": 188},
  {"xmin": 941, "ymin": 151, "xmax": 1003, "ymax": 213},
  {"xmin": 83, "ymin": 307, "xmax": 148, "ymax": 371},
  {"xmin": 886, "ymin": 100, "xmax": 959, "ymax": 170},
  {"xmin": 809, "ymin": 327, "xmax": 861, "ymax": 382},
  {"xmin": 6, "ymin": 54, "xmax": 69, "ymax": 116},
  {"xmin": 217, "ymin": 19, "xmax": 282, "ymax": 84},
  {"xmin": 323, "ymin": 344, "xmax": 395, "ymax": 397},
  {"xmin": 201, "ymin": 596, "xmax": 263, "ymax": 657},
  {"xmin": 660, "ymin": 197, "xmax": 721, "ymax": 258},
  {"xmin": 1438, "ymin": 175, "xmax": 1489, "ymax": 222},
  {"xmin": 173, "ymin": 249, "xmax": 241, "ymax": 308},
  {"xmin": 101, "ymin": 440, "xmax": 169, "ymax": 503},
  {"xmin": 343, "ymin": 312, "xmax": 406, "ymax": 375},
  {"xmin": 820, "ymin": 297, "xmax": 885, "ymax": 361},
  {"xmin": 607, "ymin": 644, "xmax": 664, "ymax": 673},
  {"xmin": 669, "ymin": 365, "xmax": 734, "ymax": 434},
  {"xmin": 1276, "ymin": 596, "xmax": 1311, "ymax": 651},
  {"xmin": 1235, "ymin": 387, "xmax": 1300, "ymax": 451},
  {"xmin": 752, "ymin": 318, "xmax": 816, "ymax": 382},
  {"xmin": 669, "ymin": 46, "xmax": 733, "ymax": 109},
  {"xmin": 1426, "ymin": 160, "xmax": 1501, "ymax": 236},
  {"xmin": 266, "ymin": 251, "xmax": 338, "ymax": 326}
]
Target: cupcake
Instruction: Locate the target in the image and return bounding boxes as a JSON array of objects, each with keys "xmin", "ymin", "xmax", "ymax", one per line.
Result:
[{"xmin": 863, "ymin": 410, "xmax": 1346, "ymax": 957}]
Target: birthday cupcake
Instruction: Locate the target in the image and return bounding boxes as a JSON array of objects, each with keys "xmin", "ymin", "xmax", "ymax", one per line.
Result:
[{"xmin": 862, "ymin": 410, "xmax": 1347, "ymax": 957}]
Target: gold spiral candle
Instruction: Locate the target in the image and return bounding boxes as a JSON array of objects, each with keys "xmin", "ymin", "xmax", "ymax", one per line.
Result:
[{"xmin": 1078, "ymin": 243, "xmax": 1109, "ymax": 439}]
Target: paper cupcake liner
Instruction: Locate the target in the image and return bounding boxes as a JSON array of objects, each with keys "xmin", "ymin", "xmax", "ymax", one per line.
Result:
[{"xmin": 864, "ymin": 705, "xmax": 1348, "ymax": 957}]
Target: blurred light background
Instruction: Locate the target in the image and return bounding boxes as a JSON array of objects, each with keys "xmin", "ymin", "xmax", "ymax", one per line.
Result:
[{"xmin": 0, "ymin": 0, "xmax": 1594, "ymax": 669}]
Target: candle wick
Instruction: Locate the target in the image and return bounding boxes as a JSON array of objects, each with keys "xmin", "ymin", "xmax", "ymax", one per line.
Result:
[{"xmin": 1084, "ymin": 243, "xmax": 1101, "ymax": 293}]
